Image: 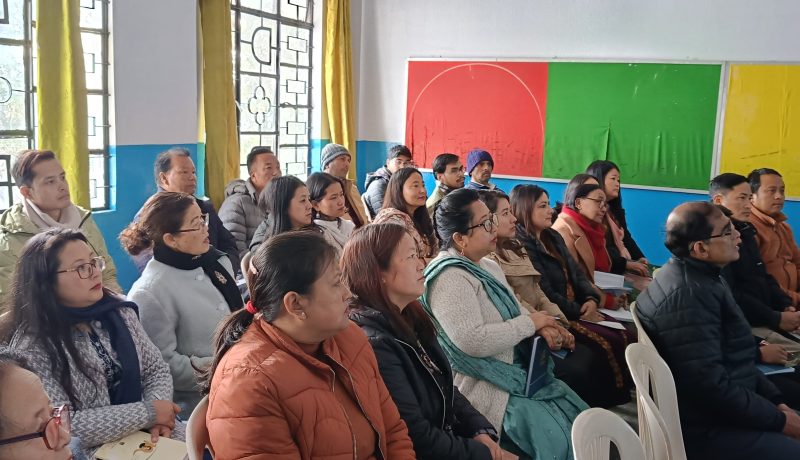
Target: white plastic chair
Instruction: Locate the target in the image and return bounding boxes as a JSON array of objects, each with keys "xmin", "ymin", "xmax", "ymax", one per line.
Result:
[
  {"xmin": 630, "ymin": 302, "xmax": 654, "ymax": 348},
  {"xmin": 626, "ymin": 343, "xmax": 687, "ymax": 460},
  {"xmin": 186, "ymin": 395, "xmax": 213, "ymax": 460},
  {"xmin": 572, "ymin": 408, "xmax": 646, "ymax": 460}
]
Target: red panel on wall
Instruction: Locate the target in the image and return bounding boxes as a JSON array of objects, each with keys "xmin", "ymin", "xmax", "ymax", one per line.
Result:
[{"xmin": 405, "ymin": 61, "xmax": 549, "ymax": 176}]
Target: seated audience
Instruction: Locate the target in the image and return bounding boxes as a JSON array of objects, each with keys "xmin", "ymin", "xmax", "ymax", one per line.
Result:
[
  {"xmin": 585, "ymin": 160, "xmax": 648, "ymax": 266},
  {"xmin": 249, "ymin": 175, "xmax": 314, "ymax": 252},
  {"xmin": 345, "ymin": 223, "xmax": 515, "ymax": 460},
  {"xmin": 423, "ymin": 188, "xmax": 587, "ymax": 460},
  {"xmin": 0, "ymin": 348, "xmax": 73, "ymax": 460},
  {"xmin": 636, "ymin": 201, "xmax": 800, "ymax": 459},
  {"xmin": 512, "ymin": 184, "xmax": 633, "ymax": 405},
  {"xmin": 0, "ymin": 229, "xmax": 183, "ymax": 458},
  {"xmin": 465, "ymin": 149, "xmax": 500, "ymax": 191},
  {"xmin": 219, "ymin": 146, "xmax": 280, "ymax": 258},
  {"xmin": 132, "ymin": 147, "xmax": 239, "ymax": 275},
  {"xmin": 480, "ymin": 189, "xmax": 633, "ymax": 408},
  {"xmin": 748, "ymin": 168, "xmax": 800, "ymax": 307},
  {"xmin": 320, "ymin": 143, "xmax": 369, "ymax": 226},
  {"xmin": 364, "ymin": 144, "xmax": 413, "ymax": 219},
  {"xmin": 426, "ymin": 153, "xmax": 465, "ymax": 215},
  {"xmin": 373, "ymin": 167, "xmax": 439, "ymax": 260},
  {"xmin": 308, "ymin": 172, "xmax": 355, "ymax": 253},
  {"xmin": 203, "ymin": 231, "xmax": 415, "ymax": 459},
  {"xmin": 0, "ymin": 149, "xmax": 120, "ymax": 300},
  {"xmin": 121, "ymin": 192, "xmax": 243, "ymax": 413}
]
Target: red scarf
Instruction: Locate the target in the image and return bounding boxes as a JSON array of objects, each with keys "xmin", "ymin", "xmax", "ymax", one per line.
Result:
[{"xmin": 562, "ymin": 207, "xmax": 611, "ymax": 273}]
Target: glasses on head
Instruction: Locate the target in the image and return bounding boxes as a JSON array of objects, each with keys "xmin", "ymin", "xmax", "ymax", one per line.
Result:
[
  {"xmin": 0, "ymin": 404, "xmax": 71, "ymax": 450},
  {"xmin": 467, "ymin": 213, "xmax": 499, "ymax": 233},
  {"xmin": 582, "ymin": 197, "xmax": 607, "ymax": 208},
  {"xmin": 57, "ymin": 257, "xmax": 105, "ymax": 280},
  {"xmin": 174, "ymin": 213, "xmax": 210, "ymax": 233}
]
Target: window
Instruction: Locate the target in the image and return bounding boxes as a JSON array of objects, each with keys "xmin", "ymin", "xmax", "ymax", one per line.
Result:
[
  {"xmin": 231, "ymin": 0, "xmax": 313, "ymax": 181},
  {"xmin": 0, "ymin": 0, "xmax": 110, "ymax": 210}
]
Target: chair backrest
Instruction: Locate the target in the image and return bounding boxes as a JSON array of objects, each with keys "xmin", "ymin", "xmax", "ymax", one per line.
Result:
[
  {"xmin": 572, "ymin": 408, "xmax": 646, "ymax": 460},
  {"xmin": 625, "ymin": 343, "xmax": 687, "ymax": 460},
  {"xmin": 637, "ymin": 391, "xmax": 671, "ymax": 460},
  {"xmin": 630, "ymin": 302, "xmax": 654, "ymax": 348},
  {"xmin": 186, "ymin": 395, "xmax": 213, "ymax": 460},
  {"xmin": 240, "ymin": 251, "xmax": 253, "ymax": 278}
]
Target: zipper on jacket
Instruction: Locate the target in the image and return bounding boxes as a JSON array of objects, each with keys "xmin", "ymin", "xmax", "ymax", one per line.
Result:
[
  {"xmin": 326, "ymin": 354, "xmax": 386, "ymax": 460},
  {"xmin": 329, "ymin": 367, "xmax": 359, "ymax": 460},
  {"xmin": 395, "ymin": 338, "xmax": 449, "ymax": 430}
]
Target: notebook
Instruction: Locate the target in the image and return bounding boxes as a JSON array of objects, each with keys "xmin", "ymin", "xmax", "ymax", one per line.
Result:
[
  {"xmin": 525, "ymin": 336, "xmax": 550, "ymax": 397},
  {"xmin": 757, "ymin": 363, "xmax": 796, "ymax": 376},
  {"xmin": 94, "ymin": 431, "xmax": 188, "ymax": 460}
]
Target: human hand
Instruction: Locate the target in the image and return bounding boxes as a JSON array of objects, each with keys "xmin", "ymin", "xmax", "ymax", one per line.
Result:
[
  {"xmin": 580, "ymin": 301, "xmax": 604, "ymax": 322},
  {"xmin": 500, "ymin": 450, "xmax": 519, "ymax": 460},
  {"xmin": 152, "ymin": 400, "xmax": 180, "ymax": 428},
  {"xmin": 626, "ymin": 261, "xmax": 649, "ymax": 276},
  {"xmin": 473, "ymin": 434, "xmax": 503, "ymax": 460},
  {"xmin": 785, "ymin": 307, "xmax": 797, "ymax": 312},
  {"xmin": 760, "ymin": 344, "xmax": 789, "ymax": 365},
  {"xmin": 538, "ymin": 326, "xmax": 563, "ymax": 350},
  {"xmin": 149, "ymin": 424, "xmax": 173, "ymax": 443},
  {"xmin": 779, "ymin": 311, "xmax": 800, "ymax": 332},
  {"xmin": 529, "ymin": 311, "xmax": 558, "ymax": 331},
  {"xmin": 779, "ymin": 404, "xmax": 800, "ymax": 439},
  {"xmin": 615, "ymin": 294, "xmax": 628, "ymax": 310}
]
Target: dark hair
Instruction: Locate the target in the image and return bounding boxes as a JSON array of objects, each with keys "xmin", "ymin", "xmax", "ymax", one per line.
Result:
[
  {"xmin": 510, "ymin": 184, "xmax": 549, "ymax": 235},
  {"xmin": 709, "ymin": 173, "xmax": 748, "ymax": 197},
  {"xmin": 382, "ymin": 168, "xmax": 436, "ymax": 254},
  {"xmin": 12, "ymin": 150, "xmax": 57, "ymax": 187},
  {"xmin": 557, "ymin": 174, "xmax": 599, "ymax": 212},
  {"xmin": 388, "ymin": 144, "xmax": 412, "ymax": 160},
  {"xmin": 432, "ymin": 153, "xmax": 460, "ymax": 175},
  {"xmin": 153, "ymin": 147, "xmax": 191, "ymax": 186},
  {"xmin": 306, "ymin": 172, "xmax": 345, "ymax": 220},
  {"xmin": 585, "ymin": 160, "xmax": 622, "ymax": 215},
  {"xmin": 246, "ymin": 146, "xmax": 275, "ymax": 174},
  {"xmin": 747, "ymin": 168, "xmax": 782, "ymax": 193},
  {"xmin": 200, "ymin": 231, "xmax": 336, "ymax": 394},
  {"xmin": 0, "ymin": 228, "xmax": 116, "ymax": 406},
  {"xmin": 119, "ymin": 192, "xmax": 196, "ymax": 255},
  {"xmin": 0, "ymin": 348, "xmax": 31, "ymax": 437},
  {"xmin": 433, "ymin": 188, "xmax": 480, "ymax": 250},
  {"xmin": 258, "ymin": 175, "xmax": 308, "ymax": 238},
  {"xmin": 664, "ymin": 201, "xmax": 722, "ymax": 258},
  {"xmin": 477, "ymin": 190, "xmax": 524, "ymax": 260},
  {"xmin": 564, "ymin": 183, "xmax": 603, "ymax": 210},
  {"xmin": 341, "ymin": 224, "xmax": 435, "ymax": 344}
]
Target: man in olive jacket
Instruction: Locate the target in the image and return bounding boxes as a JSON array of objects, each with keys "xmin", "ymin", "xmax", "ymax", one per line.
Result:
[
  {"xmin": 0, "ymin": 150, "xmax": 120, "ymax": 304},
  {"xmin": 636, "ymin": 201, "xmax": 800, "ymax": 459}
]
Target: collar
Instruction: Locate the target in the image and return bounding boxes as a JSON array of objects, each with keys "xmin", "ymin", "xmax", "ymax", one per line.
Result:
[
  {"xmin": 257, "ymin": 318, "xmax": 343, "ymax": 370},
  {"xmin": 675, "ymin": 256, "xmax": 723, "ymax": 277},
  {"xmin": 751, "ymin": 205, "xmax": 787, "ymax": 227}
]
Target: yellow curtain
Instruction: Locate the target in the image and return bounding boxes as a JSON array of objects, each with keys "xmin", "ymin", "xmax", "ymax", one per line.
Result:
[
  {"xmin": 36, "ymin": 0, "xmax": 90, "ymax": 208},
  {"xmin": 198, "ymin": 0, "xmax": 240, "ymax": 207},
  {"xmin": 323, "ymin": 0, "xmax": 357, "ymax": 178}
]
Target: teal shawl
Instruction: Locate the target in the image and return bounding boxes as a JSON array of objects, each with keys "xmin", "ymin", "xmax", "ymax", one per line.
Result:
[{"xmin": 421, "ymin": 254, "xmax": 588, "ymax": 460}]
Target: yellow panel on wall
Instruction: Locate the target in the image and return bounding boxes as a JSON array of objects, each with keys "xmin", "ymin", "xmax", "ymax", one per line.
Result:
[{"xmin": 721, "ymin": 64, "xmax": 800, "ymax": 195}]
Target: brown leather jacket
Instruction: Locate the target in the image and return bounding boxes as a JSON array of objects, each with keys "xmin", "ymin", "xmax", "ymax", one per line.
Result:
[
  {"xmin": 206, "ymin": 320, "xmax": 416, "ymax": 460},
  {"xmin": 750, "ymin": 206, "xmax": 800, "ymax": 306}
]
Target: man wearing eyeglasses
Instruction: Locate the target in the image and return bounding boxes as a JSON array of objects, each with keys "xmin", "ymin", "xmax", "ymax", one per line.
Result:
[
  {"xmin": 636, "ymin": 201, "xmax": 800, "ymax": 459},
  {"xmin": 131, "ymin": 147, "xmax": 240, "ymax": 275},
  {"xmin": 363, "ymin": 144, "xmax": 413, "ymax": 219},
  {"xmin": 0, "ymin": 150, "xmax": 121, "ymax": 303}
]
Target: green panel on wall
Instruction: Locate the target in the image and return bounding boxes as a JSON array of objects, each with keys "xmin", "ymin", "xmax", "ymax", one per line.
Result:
[{"xmin": 542, "ymin": 62, "xmax": 721, "ymax": 189}]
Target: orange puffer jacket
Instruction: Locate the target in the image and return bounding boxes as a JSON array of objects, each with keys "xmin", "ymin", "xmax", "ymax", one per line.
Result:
[
  {"xmin": 750, "ymin": 206, "xmax": 800, "ymax": 307},
  {"xmin": 206, "ymin": 319, "xmax": 416, "ymax": 460}
]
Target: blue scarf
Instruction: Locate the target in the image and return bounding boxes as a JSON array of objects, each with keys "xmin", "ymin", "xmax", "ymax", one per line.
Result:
[{"xmin": 61, "ymin": 295, "xmax": 142, "ymax": 405}]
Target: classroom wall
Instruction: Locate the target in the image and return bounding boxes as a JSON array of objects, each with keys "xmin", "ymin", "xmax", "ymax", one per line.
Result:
[{"xmin": 347, "ymin": 0, "xmax": 800, "ymax": 264}]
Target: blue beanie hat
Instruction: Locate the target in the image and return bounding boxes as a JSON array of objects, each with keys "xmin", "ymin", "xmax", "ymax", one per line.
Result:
[
  {"xmin": 466, "ymin": 149, "xmax": 494, "ymax": 175},
  {"xmin": 321, "ymin": 143, "xmax": 351, "ymax": 170}
]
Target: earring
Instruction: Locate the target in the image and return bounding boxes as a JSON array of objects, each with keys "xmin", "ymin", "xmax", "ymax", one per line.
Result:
[
  {"xmin": 459, "ymin": 245, "xmax": 465, "ymax": 257},
  {"xmin": 299, "ymin": 312, "xmax": 307, "ymax": 320}
]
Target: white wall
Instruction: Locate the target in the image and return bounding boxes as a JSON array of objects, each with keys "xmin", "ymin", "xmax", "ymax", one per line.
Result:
[{"xmin": 354, "ymin": 0, "xmax": 800, "ymax": 142}]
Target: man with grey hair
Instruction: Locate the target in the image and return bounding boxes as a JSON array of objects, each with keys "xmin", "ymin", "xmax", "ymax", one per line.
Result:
[
  {"xmin": 131, "ymin": 147, "xmax": 239, "ymax": 274},
  {"xmin": 320, "ymin": 143, "xmax": 368, "ymax": 226},
  {"xmin": 636, "ymin": 201, "xmax": 800, "ymax": 459}
]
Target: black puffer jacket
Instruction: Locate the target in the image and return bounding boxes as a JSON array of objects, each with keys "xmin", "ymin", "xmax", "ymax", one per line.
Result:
[
  {"xmin": 364, "ymin": 167, "xmax": 392, "ymax": 219},
  {"xmin": 349, "ymin": 306, "xmax": 494, "ymax": 460},
  {"xmin": 636, "ymin": 256, "xmax": 786, "ymax": 435},
  {"xmin": 722, "ymin": 218, "xmax": 793, "ymax": 330},
  {"xmin": 517, "ymin": 225, "xmax": 600, "ymax": 320}
]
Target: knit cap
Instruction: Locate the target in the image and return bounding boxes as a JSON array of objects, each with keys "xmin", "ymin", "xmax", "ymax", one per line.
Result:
[
  {"xmin": 321, "ymin": 143, "xmax": 351, "ymax": 170},
  {"xmin": 466, "ymin": 149, "xmax": 494, "ymax": 175}
]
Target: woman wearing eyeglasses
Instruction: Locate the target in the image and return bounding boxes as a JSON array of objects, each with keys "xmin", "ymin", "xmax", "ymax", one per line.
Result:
[
  {"xmin": 121, "ymin": 192, "xmax": 243, "ymax": 414},
  {"xmin": 423, "ymin": 188, "xmax": 587, "ymax": 460},
  {"xmin": 0, "ymin": 228, "xmax": 181, "ymax": 458},
  {"xmin": 0, "ymin": 349, "xmax": 73, "ymax": 460}
]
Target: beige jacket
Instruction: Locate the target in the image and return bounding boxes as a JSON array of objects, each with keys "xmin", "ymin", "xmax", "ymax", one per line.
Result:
[{"xmin": 343, "ymin": 178, "xmax": 369, "ymax": 227}]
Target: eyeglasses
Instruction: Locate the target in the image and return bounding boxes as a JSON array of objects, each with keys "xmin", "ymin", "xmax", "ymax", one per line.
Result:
[
  {"xmin": 582, "ymin": 197, "xmax": 607, "ymax": 208},
  {"xmin": 57, "ymin": 257, "xmax": 106, "ymax": 280},
  {"xmin": 0, "ymin": 404, "xmax": 71, "ymax": 450},
  {"xmin": 467, "ymin": 213, "xmax": 499, "ymax": 233},
  {"xmin": 174, "ymin": 213, "xmax": 210, "ymax": 233}
]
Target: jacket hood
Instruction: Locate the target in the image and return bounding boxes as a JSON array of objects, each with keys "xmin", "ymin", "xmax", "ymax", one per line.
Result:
[
  {"xmin": 0, "ymin": 202, "xmax": 90, "ymax": 235},
  {"xmin": 348, "ymin": 305, "xmax": 393, "ymax": 338},
  {"xmin": 365, "ymin": 167, "xmax": 392, "ymax": 189},
  {"xmin": 224, "ymin": 178, "xmax": 257, "ymax": 199}
]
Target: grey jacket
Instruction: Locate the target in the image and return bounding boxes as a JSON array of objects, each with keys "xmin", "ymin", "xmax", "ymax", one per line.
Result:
[
  {"xmin": 364, "ymin": 167, "xmax": 392, "ymax": 219},
  {"xmin": 9, "ymin": 306, "xmax": 178, "ymax": 455},
  {"xmin": 218, "ymin": 179, "xmax": 266, "ymax": 259},
  {"xmin": 128, "ymin": 256, "xmax": 235, "ymax": 413}
]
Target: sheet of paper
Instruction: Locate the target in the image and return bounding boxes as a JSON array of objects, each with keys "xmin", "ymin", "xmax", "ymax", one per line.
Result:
[
  {"xmin": 594, "ymin": 271, "xmax": 625, "ymax": 290},
  {"xmin": 599, "ymin": 308, "xmax": 634, "ymax": 322},
  {"xmin": 581, "ymin": 319, "xmax": 627, "ymax": 331},
  {"xmin": 757, "ymin": 364, "xmax": 795, "ymax": 376}
]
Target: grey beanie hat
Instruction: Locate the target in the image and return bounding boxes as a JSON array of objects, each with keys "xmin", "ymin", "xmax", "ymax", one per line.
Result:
[{"xmin": 320, "ymin": 143, "xmax": 351, "ymax": 170}]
